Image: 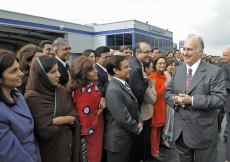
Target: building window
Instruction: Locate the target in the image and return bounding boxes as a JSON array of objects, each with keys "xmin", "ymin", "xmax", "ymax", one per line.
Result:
[{"xmin": 107, "ymin": 33, "xmax": 132, "ymax": 50}]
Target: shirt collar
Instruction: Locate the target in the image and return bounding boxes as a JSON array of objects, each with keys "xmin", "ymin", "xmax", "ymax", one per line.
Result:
[
  {"xmin": 186, "ymin": 59, "xmax": 201, "ymax": 75},
  {"xmin": 56, "ymin": 56, "xmax": 67, "ymax": 67},
  {"xmin": 113, "ymin": 77, "xmax": 126, "ymax": 85},
  {"xmin": 96, "ymin": 63, "xmax": 107, "ymax": 73}
]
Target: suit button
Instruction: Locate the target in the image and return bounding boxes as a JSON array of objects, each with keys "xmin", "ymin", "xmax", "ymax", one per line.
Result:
[
  {"xmin": 183, "ymin": 119, "xmax": 185, "ymax": 121},
  {"xmin": 35, "ymin": 151, "xmax": 37, "ymax": 154},
  {"xmin": 30, "ymin": 131, "xmax": 32, "ymax": 134}
]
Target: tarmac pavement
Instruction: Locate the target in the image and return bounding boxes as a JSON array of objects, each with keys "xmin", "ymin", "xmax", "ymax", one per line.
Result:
[{"xmin": 150, "ymin": 115, "xmax": 227, "ymax": 162}]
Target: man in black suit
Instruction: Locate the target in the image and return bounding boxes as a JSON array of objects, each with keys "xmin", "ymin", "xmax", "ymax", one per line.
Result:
[
  {"xmin": 95, "ymin": 46, "xmax": 111, "ymax": 97},
  {"xmin": 128, "ymin": 42, "xmax": 150, "ymax": 110},
  {"xmin": 104, "ymin": 55, "xmax": 143, "ymax": 162},
  {"xmin": 128, "ymin": 42, "xmax": 150, "ymax": 162},
  {"xmin": 174, "ymin": 50, "xmax": 183, "ymax": 66},
  {"xmin": 53, "ymin": 37, "xmax": 71, "ymax": 87}
]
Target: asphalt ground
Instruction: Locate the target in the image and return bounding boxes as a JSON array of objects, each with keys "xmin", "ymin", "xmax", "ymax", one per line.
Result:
[{"xmin": 150, "ymin": 115, "xmax": 227, "ymax": 162}]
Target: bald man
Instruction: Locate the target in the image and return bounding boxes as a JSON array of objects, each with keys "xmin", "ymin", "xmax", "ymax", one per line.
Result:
[{"xmin": 222, "ymin": 47, "xmax": 230, "ymax": 141}]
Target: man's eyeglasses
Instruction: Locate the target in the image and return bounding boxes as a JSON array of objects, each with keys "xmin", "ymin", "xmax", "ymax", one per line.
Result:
[
  {"xmin": 58, "ymin": 47, "xmax": 72, "ymax": 52},
  {"xmin": 137, "ymin": 51, "xmax": 152, "ymax": 54}
]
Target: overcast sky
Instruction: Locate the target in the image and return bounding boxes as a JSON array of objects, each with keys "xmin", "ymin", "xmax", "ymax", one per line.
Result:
[{"xmin": 0, "ymin": 0, "xmax": 229, "ymax": 56}]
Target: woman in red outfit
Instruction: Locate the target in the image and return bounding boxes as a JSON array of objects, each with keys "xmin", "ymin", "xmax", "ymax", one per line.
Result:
[
  {"xmin": 67, "ymin": 56, "xmax": 106, "ymax": 162},
  {"xmin": 148, "ymin": 56, "xmax": 167, "ymax": 161}
]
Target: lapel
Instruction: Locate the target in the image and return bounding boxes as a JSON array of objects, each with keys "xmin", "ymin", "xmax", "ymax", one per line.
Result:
[
  {"xmin": 10, "ymin": 99, "xmax": 31, "ymax": 119},
  {"xmin": 112, "ymin": 78, "xmax": 136, "ymax": 100},
  {"xmin": 186, "ymin": 61, "xmax": 206, "ymax": 94},
  {"xmin": 95, "ymin": 63, "xmax": 108, "ymax": 78}
]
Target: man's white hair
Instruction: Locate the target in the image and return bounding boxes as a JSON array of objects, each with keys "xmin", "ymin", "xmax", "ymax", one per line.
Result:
[{"xmin": 187, "ymin": 34, "xmax": 204, "ymax": 53}]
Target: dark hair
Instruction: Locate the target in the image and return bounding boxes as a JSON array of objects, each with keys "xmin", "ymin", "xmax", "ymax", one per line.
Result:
[
  {"xmin": 0, "ymin": 49, "xmax": 19, "ymax": 106},
  {"xmin": 66, "ymin": 56, "xmax": 94, "ymax": 92},
  {"xmin": 143, "ymin": 60, "xmax": 153, "ymax": 72},
  {"xmin": 165, "ymin": 59, "xmax": 176, "ymax": 69},
  {"xmin": 39, "ymin": 40, "xmax": 52, "ymax": 49},
  {"xmin": 132, "ymin": 43, "xmax": 141, "ymax": 57},
  {"xmin": 151, "ymin": 48, "xmax": 158, "ymax": 52},
  {"xmin": 106, "ymin": 55, "xmax": 126, "ymax": 76},
  {"xmin": 17, "ymin": 44, "xmax": 43, "ymax": 76},
  {"xmin": 95, "ymin": 46, "xmax": 110, "ymax": 57},
  {"xmin": 166, "ymin": 51, "xmax": 173, "ymax": 57},
  {"xmin": 173, "ymin": 50, "xmax": 180, "ymax": 55},
  {"xmin": 119, "ymin": 45, "xmax": 130, "ymax": 52},
  {"xmin": 152, "ymin": 56, "xmax": 166, "ymax": 71},
  {"xmin": 82, "ymin": 49, "xmax": 95, "ymax": 57},
  {"xmin": 37, "ymin": 55, "xmax": 57, "ymax": 73}
]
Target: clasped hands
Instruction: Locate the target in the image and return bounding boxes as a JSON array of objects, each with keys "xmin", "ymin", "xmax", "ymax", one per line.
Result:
[
  {"xmin": 137, "ymin": 123, "xmax": 143, "ymax": 135},
  {"xmin": 172, "ymin": 94, "xmax": 192, "ymax": 108}
]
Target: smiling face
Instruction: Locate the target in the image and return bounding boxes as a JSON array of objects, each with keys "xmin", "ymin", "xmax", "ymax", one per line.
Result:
[
  {"xmin": 155, "ymin": 58, "xmax": 166, "ymax": 73},
  {"xmin": 55, "ymin": 43, "xmax": 71, "ymax": 62},
  {"xmin": 183, "ymin": 38, "xmax": 202, "ymax": 66},
  {"xmin": 47, "ymin": 63, "xmax": 61, "ymax": 86},
  {"xmin": 84, "ymin": 64, "xmax": 98, "ymax": 81},
  {"xmin": 0, "ymin": 60, "xmax": 24, "ymax": 90},
  {"xmin": 114, "ymin": 59, "xmax": 131, "ymax": 80},
  {"xmin": 166, "ymin": 62, "xmax": 176, "ymax": 74},
  {"xmin": 136, "ymin": 43, "xmax": 151, "ymax": 63}
]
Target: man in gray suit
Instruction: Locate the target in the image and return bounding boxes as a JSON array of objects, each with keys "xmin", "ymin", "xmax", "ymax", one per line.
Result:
[
  {"xmin": 164, "ymin": 34, "xmax": 226, "ymax": 162},
  {"xmin": 104, "ymin": 55, "xmax": 143, "ymax": 162}
]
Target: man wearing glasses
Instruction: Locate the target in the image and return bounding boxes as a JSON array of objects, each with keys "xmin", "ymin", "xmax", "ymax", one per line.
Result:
[
  {"xmin": 53, "ymin": 37, "xmax": 71, "ymax": 86},
  {"xmin": 95, "ymin": 46, "xmax": 111, "ymax": 97},
  {"xmin": 128, "ymin": 42, "xmax": 150, "ymax": 162},
  {"xmin": 39, "ymin": 40, "xmax": 54, "ymax": 55},
  {"xmin": 119, "ymin": 45, "xmax": 131, "ymax": 61}
]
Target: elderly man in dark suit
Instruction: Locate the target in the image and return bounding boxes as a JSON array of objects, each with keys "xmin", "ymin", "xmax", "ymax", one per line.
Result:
[
  {"xmin": 53, "ymin": 37, "xmax": 71, "ymax": 87},
  {"xmin": 95, "ymin": 46, "xmax": 111, "ymax": 97},
  {"xmin": 104, "ymin": 55, "xmax": 143, "ymax": 162},
  {"xmin": 164, "ymin": 34, "xmax": 226, "ymax": 162}
]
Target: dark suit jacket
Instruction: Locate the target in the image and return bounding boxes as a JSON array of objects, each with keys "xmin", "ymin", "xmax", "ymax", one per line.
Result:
[
  {"xmin": 128, "ymin": 57, "xmax": 149, "ymax": 110},
  {"xmin": 223, "ymin": 63, "xmax": 230, "ymax": 112},
  {"xmin": 164, "ymin": 61, "xmax": 226, "ymax": 149},
  {"xmin": 56, "ymin": 58, "xmax": 69, "ymax": 87},
  {"xmin": 175, "ymin": 58, "xmax": 183, "ymax": 66},
  {"xmin": 95, "ymin": 63, "xmax": 110, "ymax": 97},
  {"xmin": 104, "ymin": 78, "xmax": 142, "ymax": 152}
]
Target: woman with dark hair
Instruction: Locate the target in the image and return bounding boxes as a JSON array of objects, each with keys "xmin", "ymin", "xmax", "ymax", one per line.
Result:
[
  {"xmin": 67, "ymin": 56, "xmax": 106, "ymax": 162},
  {"xmin": 17, "ymin": 44, "xmax": 43, "ymax": 94},
  {"xmin": 24, "ymin": 55, "xmax": 82, "ymax": 162},
  {"xmin": 139, "ymin": 60, "xmax": 157, "ymax": 162},
  {"xmin": 161, "ymin": 59, "xmax": 176, "ymax": 149},
  {"xmin": 148, "ymin": 56, "xmax": 167, "ymax": 161},
  {"xmin": 82, "ymin": 49, "xmax": 95, "ymax": 61},
  {"xmin": 0, "ymin": 49, "xmax": 41, "ymax": 162}
]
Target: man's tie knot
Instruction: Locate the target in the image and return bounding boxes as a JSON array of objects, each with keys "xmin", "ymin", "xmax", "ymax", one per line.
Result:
[
  {"xmin": 65, "ymin": 63, "xmax": 70, "ymax": 70},
  {"xmin": 125, "ymin": 82, "xmax": 131, "ymax": 90}
]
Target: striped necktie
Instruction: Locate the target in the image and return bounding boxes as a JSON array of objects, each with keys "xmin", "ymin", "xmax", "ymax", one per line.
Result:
[{"xmin": 186, "ymin": 68, "xmax": 192, "ymax": 91}]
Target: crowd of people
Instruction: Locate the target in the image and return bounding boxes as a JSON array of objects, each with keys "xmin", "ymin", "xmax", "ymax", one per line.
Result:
[{"xmin": 0, "ymin": 34, "xmax": 229, "ymax": 162}]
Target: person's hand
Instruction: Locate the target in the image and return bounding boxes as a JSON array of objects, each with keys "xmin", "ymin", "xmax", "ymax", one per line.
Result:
[
  {"xmin": 164, "ymin": 80, "xmax": 168, "ymax": 88},
  {"xmin": 52, "ymin": 117, "xmax": 65, "ymax": 125},
  {"xmin": 137, "ymin": 123, "xmax": 143, "ymax": 135},
  {"xmin": 108, "ymin": 75, "xmax": 111, "ymax": 81},
  {"xmin": 100, "ymin": 97, "xmax": 106, "ymax": 109},
  {"xmin": 52, "ymin": 116, "xmax": 75, "ymax": 125},
  {"xmin": 172, "ymin": 94, "xmax": 192, "ymax": 107},
  {"xmin": 142, "ymin": 70, "xmax": 147, "ymax": 78},
  {"xmin": 225, "ymin": 160, "xmax": 229, "ymax": 162},
  {"xmin": 149, "ymin": 78, "xmax": 156, "ymax": 88}
]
